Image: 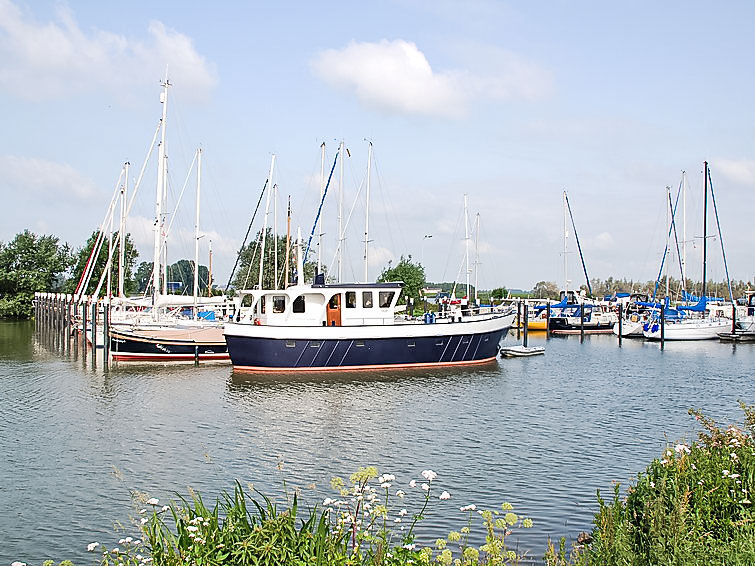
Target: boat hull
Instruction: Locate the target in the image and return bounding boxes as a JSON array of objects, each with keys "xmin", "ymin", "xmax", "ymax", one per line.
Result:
[
  {"xmin": 110, "ymin": 328, "xmax": 229, "ymax": 362},
  {"xmin": 611, "ymin": 320, "xmax": 645, "ymax": 337},
  {"xmin": 225, "ymin": 314, "xmax": 514, "ymax": 372},
  {"xmin": 549, "ymin": 317, "xmax": 615, "ymax": 334},
  {"xmin": 643, "ymin": 319, "xmax": 731, "ymax": 341}
]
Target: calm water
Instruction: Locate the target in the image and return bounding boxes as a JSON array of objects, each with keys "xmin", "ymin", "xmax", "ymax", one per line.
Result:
[{"xmin": 2, "ymin": 320, "xmax": 754, "ymax": 564}]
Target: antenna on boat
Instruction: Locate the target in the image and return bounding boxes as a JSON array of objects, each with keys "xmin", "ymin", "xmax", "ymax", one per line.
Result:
[
  {"xmin": 464, "ymin": 194, "xmax": 470, "ymax": 300},
  {"xmin": 318, "ymin": 142, "xmax": 325, "ymax": 275},
  {"xmin": 118, "ymin": 162, "xmax": 128, "ymax": 298},
  {"xmin": 474, "ymin": 212, "xmax": 480, "ymax": 305},
  {"xmin": 338, "ymin": 140, "xmax": 345, "ymax": 284},
  {"xmin": 153, "ymin": 77, "xmax": 170, "ymax": 319},
  {"xmin": 363, "ymin": 140, "xmax": 372, "ymax": 283},
  {"xmin": 259, "ymin": 155, "xmax": 276, "ymax": 290},
  {"xmin": 193, "ymin": 148, "xmax": 202, "ymax": 320}
]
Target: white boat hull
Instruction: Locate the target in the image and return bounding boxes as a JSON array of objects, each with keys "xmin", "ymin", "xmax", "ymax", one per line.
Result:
[{"xmin": 643, "ymin": 319, "xmax": 731, "ymax": 340}]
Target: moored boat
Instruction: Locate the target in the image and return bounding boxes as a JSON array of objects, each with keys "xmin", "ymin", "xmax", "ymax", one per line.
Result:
[{"xmin": 224, "ymin": 281, "xmax": 515, "ymax": 372}]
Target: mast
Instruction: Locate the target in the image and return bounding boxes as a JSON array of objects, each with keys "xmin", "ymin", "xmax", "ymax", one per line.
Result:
[
  {"xmin": 152, "ymin": 78, "xmax": 169, "ymax": 319},
  {"xmin": 285, "ymin": 196, "xmax": 291, "ymax": 287},
  {"xmin": 474, "ymin": 212, "xmax": 480, "ymax": 304},
  {"xmin": 464, "ymin": 194, "xmax": 470, "ymax": 299},
  {"xmin": 107, "ymin": 203, "xmax": 113, "ymax": 298},
  {"xmin": 338, "ymin": 140, "xmax": 344, "ymax": 284},
  {"xmin": 702, "ymin": 161, "xmax": 708, "ymax": 299},
  {"xmin": 207, "ymin": 240, "xmax": 213, "ymax": 297},
  {"xmin": 296, "ymin": 227, "xmax": 304, "ymax": 285},
  {"xmin": 363, "ymin": 141, "xmax": 372, "ymax": 283},
  {"xmin": 259, "ymin": 154, "xmax": 276, "ymax": 289},
  {"xmin": 682, "ymin": 170, "xmax": 687, "ymax": 286},
  {"xmin": 273, "ymin": 182, "xmax": 278, "ymax": 289},
  {"xmin": 665, "ymin": 186, "xmax": 671, "ymax": 298},
  {"xmin": 118, "ymin": 162, "xmax": 128, "ymax": 298},
  {"xmin": 193, "ymin": 148, "xmax": 201, "ymax": 320},
  {"xmin": 563, "ymin": 190, "xmax": 568, "ymax": 291},
  {"xmin": 318, "ymin": 142, "xmax": 325, "ymax": 274}
]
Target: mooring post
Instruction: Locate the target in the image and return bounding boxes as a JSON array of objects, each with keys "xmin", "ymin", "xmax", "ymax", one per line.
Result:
[
  {"xmin": 732, "ymin": 301, "xmax": 737, "ymax": 334},
  {"xmin": 523, "ymin": 301, "xmax": 529, "ymax": 348},
  {"xmin": 580, "ymin": 304, "xmax": 585, "ymax": 343},
  {"xmin": 516, "ymin": 300, "xmax": 521, "ymax": 339},
  {"xmin": 618, "ymin": 303, "xmax": 623, "ymax": 347},
  {"xmin": 194, "ymin": 345, "xmax": 200, "ymax": 366},
  {"xmin": 546, "ymin": 300, "xmax": 551, "ymax": 338},
  {"xmin": 103, "ymin": 303, "xmax": 109, "ymax": 368},
  {"xmin": 91, "ymin": 300, "xmax": 97, "ymax": 350},
  {"xmin": 660, "ymin": 302, "xmax": 665, "ymax": 350}
]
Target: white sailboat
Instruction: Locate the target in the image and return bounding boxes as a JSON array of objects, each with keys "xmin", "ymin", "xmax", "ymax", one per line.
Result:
[{"xmin": 644, "ymin": 162, "xmax": 733, "ymax": 341}]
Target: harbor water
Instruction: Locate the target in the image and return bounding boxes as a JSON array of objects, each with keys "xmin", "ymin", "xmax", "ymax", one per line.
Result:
[{"xmin": 2, "ymin": 319, "xmax": 754, "ymax": 564}]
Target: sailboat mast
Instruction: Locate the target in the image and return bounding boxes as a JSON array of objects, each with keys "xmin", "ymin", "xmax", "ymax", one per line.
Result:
[
  {"xmin": 107, "ymin": 205, "xmax": 113, "ymax": 298},
  {"xmin": 563, "ymin": 190, "xmax": 568, "ymax": 292},
  {"xmin": 152, "ymin": 79, "xmax": 169, "ymax": 318},
  {"xmin": 118, "ymin": 162, "xmax": 128, "ymax": 298},
  {"xmin": 318, "ymin": 142, "xmax": 325, "ymax": 275},
  {"xmin": 338, "ymin": 140, "xmax": 344, "ymax": 284},
  {"xmin": 702, "ymin": 161, "xmax": 709, "ymax": 299},
  {"xmin": 193, "ymin": 148, "xmax": 201, "ymax": 320},
  {"xmin": 682, "ymin": 171, "xmax": 687, "ymax": 286},
  {"xmin": 474, "ymin": 212, "xmax": 480, "ymax": 304},
  {"xmin": 259, "ymin": 155, "xmax": 276, "ymax": 289},
  {"xmin": 364, "ymin": 141, "xmax": 372, "ymax": 283},
  {"xmin": 464, "ymin": 194, "xmax": 470, "ymax": 299},
  {"xmin": 665, "ymin": 186, "xmax": 671, "ymax": 297},
  {"xmin": 285, "ymin": 196, "xmax": 291, "ymax": 287},
  {"xmin": 207, "ymin": 240, "xmax": 213, "ymax": 297},
  {"xmin": 274, "ymin": 182, "xmax": 278, "ymax": 289}
]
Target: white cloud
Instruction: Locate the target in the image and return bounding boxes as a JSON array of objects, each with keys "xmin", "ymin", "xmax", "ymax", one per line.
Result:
[
  {"xmin": 0, "ymin": 0, "xmax": 216, "ymax": 101},
  {"xmin": 714, "ymin": 158, "xmax": 755, "ymax": 186},
  {"xmin": 0, "ymin": 154, "xmax": 98, "ymax": 200},
  {"xmin": 592, "ymin": 231, "xmax": 615, "ymax": 251},
  {"xmin": 311, "ymin": 39, "xmax": 550, "ymax": 117}
]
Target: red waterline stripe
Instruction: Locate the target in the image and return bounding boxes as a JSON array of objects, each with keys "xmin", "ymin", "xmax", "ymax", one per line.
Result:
[
  {"xmin": 232, "ymin": 356, "xmax": 498, "ymax": 373},
  {"xmin": 111, "ymin": 353, "xmax": 229, "ymax": 362}
]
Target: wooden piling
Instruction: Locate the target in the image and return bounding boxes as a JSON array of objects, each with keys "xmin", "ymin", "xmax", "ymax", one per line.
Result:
[
  {"xmin": 546, "ymin": 301, "xmax": 551, "ymax": 338},
  {"xmin": 660, "ymin": 302, "xmax": 665, "ymax": 350},
  {"xmin": 618, "ymin": 303, "xmax": 623, "ymax": 347},
  {"xmin": 523, "ymin": 301, "xmax": 529, "ymax": 348},
  {"xmin": 580, "ymin": 304, "xmax": 585, "ymax": 343},
  {"xmin": 516, "ymin": 300, "xmax": 521, "ymax": 339}
]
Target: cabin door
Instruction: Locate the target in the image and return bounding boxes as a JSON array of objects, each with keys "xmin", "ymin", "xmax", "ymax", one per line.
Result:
[{"xmin": 327, "ymin": 294, "xmax": 342, "ymax": 326}]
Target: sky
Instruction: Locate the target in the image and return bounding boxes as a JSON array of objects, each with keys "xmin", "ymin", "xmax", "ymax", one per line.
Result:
[{"xmin": 1, "ymin": 0, "xmax": 754, "ymax": 292}]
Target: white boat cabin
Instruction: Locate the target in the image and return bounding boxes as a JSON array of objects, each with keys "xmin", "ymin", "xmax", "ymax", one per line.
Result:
[{"xmin": 234, "ymin": 282, "xmax": 404, "ymax": 327}]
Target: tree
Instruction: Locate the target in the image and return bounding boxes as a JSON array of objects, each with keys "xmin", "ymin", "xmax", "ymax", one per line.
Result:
[
  {"xmin": 531, "ymin": 280, "xmax": 560, "ymax": 300},
  {"xmin": 491, "ymin": 287, "xmax": 508, "ymax": 300},
  {"xmin": 165, "ymin": 259, "xmax": 210, "ymax": 294},
  {"xmin": 232, "ymin": 229, "xmax": 321, "ymax": 290},
  {"xmin": 65, "ymin": 230, "xmax": 139, "ymax": 296},
  {"xmin": 0, "ymin": 230, "xmax": 73, "ymax": 318},
  {"xmin": 377, "ymin": 255, "xmax": 426, "ymax": 306},
  {"xmin": 134, "ymin": 261, "xmax": 153, "ymax": 294}
]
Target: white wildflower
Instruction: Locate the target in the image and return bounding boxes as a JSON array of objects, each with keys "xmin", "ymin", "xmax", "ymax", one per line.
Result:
[
  {"xmin": 421, "ymin": 483, "xmax": 430, "ymax": 491},
  {"xmin": 460, "ymin": 504, "xmax": 477, "ymax": 512},
  {"xmin": 674, "ymin": 444, "xmax": 690, "ymax": 455},
  {"xmin": 396, "ymin": 490, "xmax": 405, "ymax": 498},
  {"xmin": 399, "ymin": 509, "xmax": 408, "ymax": 516},
  {"xmin": 87, "ymin": 542, "xmax": 100, "ymax": 552},
  {"xmin": 421, "ymin": 470, "xmax": 438, "ymax": 482},
  {"xmin": 439, "ymin": 491, "xmax": 451, "ymax": 500},
  {"xmin": 409, "ymin": 480, "xmax": 417, "ymax": 488},
  {"xmin": 146, "ymin": 498, "xmax": 159, "ymax": 506}
]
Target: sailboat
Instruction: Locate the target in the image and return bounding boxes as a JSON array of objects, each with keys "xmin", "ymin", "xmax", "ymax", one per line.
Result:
[
  {"xmin": 643, "ymin": 162, "xmax": 733, "ymax": 341},
  {"xmin": 106, "ymin": 80, "xmax": 231, "ymax": 361}
]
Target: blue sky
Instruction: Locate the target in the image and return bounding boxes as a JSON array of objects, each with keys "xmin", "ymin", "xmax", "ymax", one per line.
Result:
[{"xmin": 1, "ymin": 0, "xmax": 754, "ymax": 291}]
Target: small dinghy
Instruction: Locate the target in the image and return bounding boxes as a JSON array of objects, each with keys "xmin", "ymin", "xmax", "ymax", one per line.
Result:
[{"xmin": 499, "ymin": 345, "xmax": 545, "ymax": 358}]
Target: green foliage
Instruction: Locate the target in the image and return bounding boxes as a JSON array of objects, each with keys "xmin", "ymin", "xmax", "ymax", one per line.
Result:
[
  {"xmin": 491, "ymin": 287, "xmax": 508, "ymax": 300},
  {"xmin": 545, "ymin": 403, "xmax": 755, "ymax": 566},
  {"xmin": 378, "ymin": 255, "xmax": 426, "ymax": 306},
  {"xmin": 65, "ymin": 230, "xmax": 139, "ymax": 296},
  {"xmin": 0, "ymin": 230, "xmax": 72, "ymax": 318},
  {"xmin": 531, "ymin": 281, "xmax": 560, "ymax": 300}
]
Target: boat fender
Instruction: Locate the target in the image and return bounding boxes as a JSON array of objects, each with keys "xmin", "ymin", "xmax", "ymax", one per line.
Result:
[{"xmin": 254, "ymin": 318, "xmax": 261, "ymax": 326}]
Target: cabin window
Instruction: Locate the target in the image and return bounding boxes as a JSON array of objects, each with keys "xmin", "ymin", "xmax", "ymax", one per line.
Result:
[
  {"xmin": 436, "ymin": 339, "xmax": 444, "ymax": 346},
  {"xmin": 356, "ymin": 340, "xmax": 365, "ymax": 347},
  {"xmin": 273, "ymin": 296, "xmax": 286, "ymax": 313},
  {"xmin": 292, "ymin": 296, "xmax": 305, "ymax": 313},
  {"xmin": 241, "ymin": 294, "xmax": 254, "ymax": 308},
  {"xmin": 346, "ymin": 291, "xmax": 357, "ymax": 309},
  {"xmin": 362, "ymin": 291, "xmax": 373, "ymax": 308},
  {"xmin": 260, "ymin": 296, "xmax": 266, "ymax": 314},
  {"xmin": 379, "ymin": 291, "xmax": 395, "ymax": 308},
  {"xmin": 329, "ymin": 294, "xmax": 340, "ymax": 309},
  {"xmin": 407, "ymin": 340, "xmax": 415, "ymax": 348},
  {"xmin": 286, "ymin": 340, "xmax": 296, "ymax": 348},
  {"xmin": 310, "ymin": 341, "xmax": 321, "ymax": 348}
]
